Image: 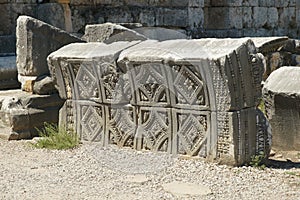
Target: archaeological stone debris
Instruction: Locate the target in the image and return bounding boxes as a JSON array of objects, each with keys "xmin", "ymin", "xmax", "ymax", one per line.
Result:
[
  {"xmin": 16, "ymin": 16, "xmax": 84, "ymax": 92},
  {"xmin": 48, "ymin": 38, "xmax": 270, "ymax": 166},
  {"xmin": 263, "ymin": 67, "xmax": 300, "ymax": 151}
]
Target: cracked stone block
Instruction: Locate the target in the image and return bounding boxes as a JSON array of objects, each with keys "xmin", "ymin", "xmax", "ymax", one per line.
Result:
[
  {"xmin": 16, "ymin": 15, "xmax": 84, "ymax": 89},
  {"xmin": 263, "ymin": 67, "xmax": 300, "ymax": 151}
]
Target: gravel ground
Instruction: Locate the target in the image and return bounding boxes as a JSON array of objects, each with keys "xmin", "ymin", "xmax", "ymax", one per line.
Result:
[{"xmin": 0, "ymin": 139, "xmax": 299, "ymax": 200}]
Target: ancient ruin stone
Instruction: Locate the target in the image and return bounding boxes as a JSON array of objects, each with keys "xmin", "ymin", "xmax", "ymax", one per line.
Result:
[
  {"xmin": 0, "ymin": 90, "xmax": 64, "ymax": 140},
  {"xmin": 16, "ymin": 15, "xmax": 83, "ymax": 90},
  {"xmin": 0, "ymin": 55, "xmax": 20, "ymax": 89},
  {"xmin": 48, "ymin": 39, "xmax": 267, "ymax": 166},
  {"xmin": 263, "ymin": 67, "xmax": 300, "ymax": 151},
  {"xmin": 82, "ymin": 23, "xmax": 147, "ymax": 44},
  {"xmin": 133, "ymin": 27, "xmax": 188, "ymax": 41}
]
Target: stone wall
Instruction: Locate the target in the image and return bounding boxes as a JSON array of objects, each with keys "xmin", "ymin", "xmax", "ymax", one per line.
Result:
[{"xmin": 1, "ymin": 0, "xmax": 300, "ymax": 53}]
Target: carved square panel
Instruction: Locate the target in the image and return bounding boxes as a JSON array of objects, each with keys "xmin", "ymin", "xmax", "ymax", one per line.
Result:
[
  {"xmin": 76, "ymin": 101, "xmax": 105, "ymax": 144},
  {"xmin": 172, "ymin": 109, "xmax": 210, "ymax": 157},
  {"xmin": 168, "ymin": 64, "xmax": 209, "ymax": 110},
  {"xmin": 128, "ymin": 63, "xmax": 171, "ymax": 107},
  {"xmin": 96, "ymin": 61, "xmax": 132, "ymax": 105},
  {"xmin": 105, "ymin": 105, "xmax": 137, "ymax": 147},
  {"xmin": 68, "ymin": 60, "xmax": 102, "ymax": 102},
  {"xmin": 135, "ymin": 107, "xmax": 172, "ymax": 152}
]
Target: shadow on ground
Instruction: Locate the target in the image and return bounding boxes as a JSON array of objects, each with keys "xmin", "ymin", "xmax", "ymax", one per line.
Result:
[{"xmin": 265, "ymin": 159, "xmax": 300, "ymax": 169}]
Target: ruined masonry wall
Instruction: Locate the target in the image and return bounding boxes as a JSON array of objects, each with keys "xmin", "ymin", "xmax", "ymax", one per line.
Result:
[{"xmin": 1, "ymin": 0, "xmax": 300, "ymax": 53}]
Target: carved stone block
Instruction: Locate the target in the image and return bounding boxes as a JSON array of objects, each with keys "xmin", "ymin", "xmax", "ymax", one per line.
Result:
[
  {"xmin": 48, "ymin": 42, "xmax": 139, "ymax": 101},
  {"xmin": 105, "ymin": 105, "xmax": 136, "ymax": 147},
  {"xmin": 127, "ymin": 63, "xmax": 171, "ymax": 107},
  {"xmin": 172, "ymin": 109, "xmax": 210, "ymax": 157},
  {"xmin": 76, "ymin": 101, "xmax": 106, "ymax": 144},
  {"xmin": 16, "ymin": 16, "xmax": 83, "ymax": 79},
  {"xmin": 135, "ymin": 107, "xmax": 172, "ymax": 153},
  {"xmin": 263, "ymin": 67, "xmax": 300, "ymax": 151}
]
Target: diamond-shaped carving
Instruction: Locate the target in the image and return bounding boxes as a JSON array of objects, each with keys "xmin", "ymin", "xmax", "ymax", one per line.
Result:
[
  {"xmin": 75, "ymin": 64, "xmax": 98, "ymax": 99},
  {"xmin": 132, "ymin": 64, "xmax": 170, "ymax": 106},
  {"xmin": 175, "ymin": 111, "xmax": 208, "ymax": 156},
  {"xmin": 174, "ymin": 66, "xmax": 205, "ymax": 105},
  {"xmin": 81, "ymin": 105, "xmax": 104, "ymax": 142},
  {"xmin": 137, "ymin": 108, "xmax": 171, "ymax": 152},
  {"xmin": 106, "ymin": 106, "xmax": 136, "ymax": 147}
]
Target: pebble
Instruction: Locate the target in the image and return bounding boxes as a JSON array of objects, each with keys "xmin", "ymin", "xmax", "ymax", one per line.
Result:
[{"xmin": 0, "ymin": 139, "xmax": 299, "ymax": 200}]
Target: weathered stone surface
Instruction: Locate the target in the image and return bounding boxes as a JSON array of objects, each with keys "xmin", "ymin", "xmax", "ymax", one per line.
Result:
[
  {"xmin": 133, "ymin": 27, "xmax": 187, "ymax": 41},
  {"xmin": 0, "ymin": 89, "xmax": 64, "ymax": 140},
  {"xmin": 49, "ymin": 39, "xmax": 267, "ymax": 166},
  {"xmin": 263, "ymin": 67, "xmax": 300, "ymax": 151},
  {"xmin": 82, "ymin": 23, "xmax": 147, "ymax": 43},
  {"xmin": 0, "ymin": 56, "xmax": 20, "ymax": 89},
  {"xmin": 0, "ymin": 35, "xmax": 16, "ymax": 54},
  {"xmin": 162, "ymin": 181, "xmax": 212, "ymax": 196},
  {"xmin": 36, "ymin": 3, "xmax": 65, "ymax": 30},
  {"xmin": 33, "ymin": 75, "xmax": 57, "ymax": 95},
  {"xmin": 16, "ymin": 15, "xmax": 83, "ymax": 79}
]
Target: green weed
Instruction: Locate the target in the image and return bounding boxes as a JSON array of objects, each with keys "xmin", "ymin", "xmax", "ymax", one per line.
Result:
[{"xmin": 34, "ymin": 123, "xmax": 79, "ymax": 150}]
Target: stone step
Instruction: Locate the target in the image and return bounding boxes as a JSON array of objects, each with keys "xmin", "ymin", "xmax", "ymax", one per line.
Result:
[{"xmin": 0, "ymin": 89, "xmax": 64, "ymax": 140}]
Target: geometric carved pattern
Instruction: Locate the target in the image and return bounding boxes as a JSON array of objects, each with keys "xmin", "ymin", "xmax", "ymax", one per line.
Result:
[
  {"xmin": 99, "ymin": 62, "xmax": 131, "ymax": 104},
  {"xmin": 172, "ymin": 65, "xmax": 207, "ymax": 108},
  {"xmin": 131, "ymin": 63, "xmax": 170, "ymax": 106},
  {"xmin": 80, "ymin": 104, "xmax": 105, "ymax": 142},
  {"xmin": 106, "ymin": 105, "xmax": 136, "ymax": 147},
  {"xmin": 137, "ymin": 107, "xmax": 171, "ymax": 152},
  {"xmin": 74, "ymin": 63, "xmax": 99, "ymax": 100},
  {"xmin": 174, "ymin": 110, "xmax": 208, "ymax": 156}
]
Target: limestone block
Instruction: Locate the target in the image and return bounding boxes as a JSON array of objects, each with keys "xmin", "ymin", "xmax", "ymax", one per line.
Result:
[
  {"xmin": 0, "ymin": 4, "xmax": 11, "ymax": 35},
  {"xmin": 253, "ymin": 7, "xmax": 268, "ymax": 28},
  {"xmin": 0, "ymin": 35, "xmax": 16, "ymax": 54},
  {"xmin": 242, "ymin": 0, "xmax": 258, "ymax": 6},
  {"xmin": 258, "ymin": 0, "xmax": 275, "ymax": 7},
  {"xmin": 211, "ymin": 0, "xmax": 242, "ymax": 6},
  {"xmin": 156, "ymin": 8, "xmax": 188, "ymax": 27},
  {"xmin": 0, "ymin": 56, "xmax": 20, "ymax": 89},
  {"xmin": 189, "ymin": 0, "xmax": 204, "ymax": 7},
  {"xmin": 105, "ymin": 104, "xmax": 136, "ymax": 147},
  {"xmin": 124, "ymin": 0, "xmax": 149, "ymax": 6},
  {"xmin": 82, "ymin": 23, "xmax": 147, "ymax": 43},
  {"xmin": 228, "ymin": 7, "xmax": 243, "ymax": 29},
  {"xmin": 37, "ymin": 3, "xmax": 65, "ymax": 30},
  {"xmin": 139, "ymin": 9, "xmax": 156, "ymax": 26},
  {"xmin": 49, "ymin": 39, "xmax": 268, "ymax": 165},
  {"xmin": 188, "ymin": 7, "xmax": 204, "ymax": 30},
  {"xmin": 16, "ymin": 15, "xmax": 83, "ymax": 78},
  {"xmin": 133, "ymin": 27, "xmax": 187, "ymax": 41},
  {"xmin": 118, "ymin": 39, "xmax": 262, "ymax": 111},
  {"xmin": 48, "ymin": 42, "xmax": 139, "ymax": 101},
  {"xmin": 33, "ymin": 75, "xmax": 57, "ymax": 95},
  {"xmin": 275, "ymin": 0, "xmax": 290, "ymax": 7},
  {"xmin": 242, "ymin": 7, "xmax": 252, "ymax": 28},
  {"xmin": 118, "ymin": 39, "xmax": 265, "ymax": 165},
  {"xmin": 0, "ymin": 90, "xmax": 64, "ymax": 140},
  {"xmin": 263, "ymin": 67, "xmax": 300, "ymax": 151},
  {"xmin": 135, "ymin": 107, "xmax": 172, "ymax": 152},
  {"xmin": 204, "ymin": 7, "xmax": 228, "ymax": 29},
  {"xmin": 267, "ymin": 8, "xmax": 279, "ymax": 28},
  {"xmin": 279, "ymin": 7, "xmax": 296, "ymax": 29},
  {"xmin": 148, "ymin": 0, "xmax": 172, "ymax": 7}
]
